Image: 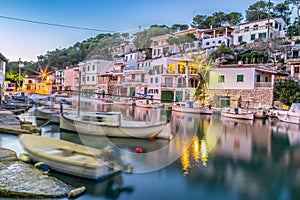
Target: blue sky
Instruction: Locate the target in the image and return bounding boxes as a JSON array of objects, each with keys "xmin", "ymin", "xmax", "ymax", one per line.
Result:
[{"xmin": 0, "ymin": 0, "xmax": 289, "ymax": 62}]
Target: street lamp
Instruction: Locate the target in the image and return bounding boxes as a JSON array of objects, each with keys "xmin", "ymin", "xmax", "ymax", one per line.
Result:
[{"xmin": 18, "ymin": 58, "xmax": 24, "ymax": 91}]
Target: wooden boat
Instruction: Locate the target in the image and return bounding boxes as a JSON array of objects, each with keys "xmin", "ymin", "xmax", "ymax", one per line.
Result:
[
  {"xmin": 19, "ymin": 134, "xmax": 131, "ymax": 180},
  {"xmin": 221, "ymin": 108, "xmax": 254, "ymax": 120},
  {"xmin": 60, "ymin": 111, "xmax": 168, "ymax": 139},
  {"xmin": 34, "ymin": 104, "xmax": 73, "ymax": 123},
  {"xmin": 276, "ymin": 103, "xmax": 300, "ymax": 124},
  {"xmin": 172, "ymin": 102, "xmax": 212, "ymax": 115}
]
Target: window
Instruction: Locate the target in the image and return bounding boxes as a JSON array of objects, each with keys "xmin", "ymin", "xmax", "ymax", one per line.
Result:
[
  {"xmin": 206, "ymin": 42, "xmax": 210, "ymax": 46},
  {"xmin": 251, "ymin": 34, "xmax": 255, "ymax": 40},
  {"xmin": 218, "ymin": 75, "xmax": 225, "ymax": 83},
  {"xmin": 238, "ymin": 36, "xmax": 243, "ymax": 42},
  {"xmin": 259, "ymin": 33, "xmax": 266, "ymax": 38},
  {"xmin": 295, "ymin": 67, "xmax": 299, "ymax": 73},
  {"xmin": 87, "ymin": 66, "xmax": 90, "ymax": 71},
  {"xmin": 218, "ymin": 40, "xmax": 222, "ymax": 44},
  {"xmin": 92, "ymin": 65, "xmax": 95, "ymax": 71},
  {"xmin": 87, "ymin": 76, "xmax": 89, "ymax": 81},
  {"xmin": 155, "ymin": 77, "xmax": 158, "ymax": 83},
  {"xmin": 150, "ymin": 78, "xmax": 153, "ymax": 83},
  {"xmin": 82, "ymin": 77, "xmax": 85, "ymax": 82},
  {"xmin": 237, "ymin": 75, "xmax": 244, "ymax": 82},
  {"xmin": 132, "ymin": 74, "xmax": 135, "ymax": 80},
  {"xmin": 92, "ymin": 76, "xmax": 95, "ymax": 81}
]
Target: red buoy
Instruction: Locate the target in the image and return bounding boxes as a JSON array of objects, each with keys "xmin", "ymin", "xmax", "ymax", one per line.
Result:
[{"xmin": 135, "ymin": 147, "xmax": 143, "ymax": 153}]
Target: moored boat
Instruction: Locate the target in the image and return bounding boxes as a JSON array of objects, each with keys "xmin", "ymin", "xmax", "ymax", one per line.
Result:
[
  {"xmin": 221, "ymin": 108, "xmax": 254, "ymax": 120},
  {"xmin": 276, "ymin": 103, "xmax": 300, "ymax": 124},
  {"xmin": 34, "ymin": 104, "xmax": 73, "ymax": 123},
  {"xmin": 172, "ymin": 101, "xmax": 212, "ymax": 115},
  {"xmin": 19, "ymin": 134, "xmax": 131, "ymax": 180},
  {"xmin": 60, "ymin": 112, "xmax": 169, "ymax": 139}
]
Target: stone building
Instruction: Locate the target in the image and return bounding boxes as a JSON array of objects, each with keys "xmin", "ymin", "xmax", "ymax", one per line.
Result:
[{"xmin": 209, "ymin": 64, "xmax": 288, "ymax": 109}]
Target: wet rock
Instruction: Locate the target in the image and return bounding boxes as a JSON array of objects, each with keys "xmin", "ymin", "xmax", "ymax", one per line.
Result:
[
  {"xmin": 0, "ymin": 147, "xmax": 18, "ymax": 161},
  {"xmin": 0, "ymin": 148, "xmax": 74, "ymax": 198}
]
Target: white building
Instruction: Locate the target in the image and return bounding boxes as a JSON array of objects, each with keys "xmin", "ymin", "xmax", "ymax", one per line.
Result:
[
  {"xmin": 233, "ymin": 18, "xmax": 287, "ymax": 45},
  {"xmin": 199, "ymin": 26, "xmax": 234, "ymax": 49},
  {"xmin": 0, "ymin": 53, "xmax": 8, "ymax": 102},
  {"xmin": 77, "ymin": 59, "xmax": 113, "ymax": 97}
]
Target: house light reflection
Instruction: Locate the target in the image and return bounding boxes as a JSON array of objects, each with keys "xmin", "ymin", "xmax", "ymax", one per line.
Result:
[{"xmin": 181, "ymin": 134, "xmax": 209, "ymax": 175}]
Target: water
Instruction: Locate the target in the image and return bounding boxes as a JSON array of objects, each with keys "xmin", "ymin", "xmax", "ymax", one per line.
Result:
[{"xmin": 1, "ymin": 105, "xmax": 300, "ymax": 200}]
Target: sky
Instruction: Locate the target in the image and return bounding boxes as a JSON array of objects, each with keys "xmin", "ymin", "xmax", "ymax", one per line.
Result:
[{"xmin": 0, "ymin": 0, "xmax": 294, "ymax": 62}]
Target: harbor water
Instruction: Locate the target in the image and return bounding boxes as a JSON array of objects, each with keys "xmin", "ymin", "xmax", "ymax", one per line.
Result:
[{"xmin": 1, "ymin": 104, "xmax": 300, "ymax": 200}]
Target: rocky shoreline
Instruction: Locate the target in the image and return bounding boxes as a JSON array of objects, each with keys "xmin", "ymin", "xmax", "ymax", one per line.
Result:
[{"xmin": 0, "ymin": 147, "xmax": 74, "ymax": 198}]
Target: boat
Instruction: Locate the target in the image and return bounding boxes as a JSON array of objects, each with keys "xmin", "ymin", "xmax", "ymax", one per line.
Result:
[
  {"xmin": 135, "ymin": 99, "xmax": 164, "ymax": 109},
  {"xmin": 276, "ymin": 103, "xmax": 300, "ymax": 124},
  {"xmin": 19, "ymin": 134, "xmax": 131, "ymax": 180},
  {"xmin": 34, "ymin": 104, "xmax": 73, "ymax": 123},
  {"xmin": 172, "ymin": 101, "xmax": 212, "ymax": 114},
  {"xmin": 60, "ymin": 111, "xmax": 168, "ymax": 139},
  {"xmin": 221, "ymin": 108, "xmax": 254, "ymax": 120}
]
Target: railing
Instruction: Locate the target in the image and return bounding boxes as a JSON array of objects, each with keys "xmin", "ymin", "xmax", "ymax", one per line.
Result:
[{"xmin": 255, "ymin": 82, "xmax": 272, "ymax": 88}]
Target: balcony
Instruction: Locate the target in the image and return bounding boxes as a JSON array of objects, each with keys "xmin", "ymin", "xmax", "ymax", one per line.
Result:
[{"xmin": 255, "ymin": 82, "xmax": 272, "ymax": 88}]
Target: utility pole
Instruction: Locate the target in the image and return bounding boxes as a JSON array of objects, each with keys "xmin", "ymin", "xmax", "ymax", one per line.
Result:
[
  {"xmin": 18, "ymin": 58, "xmax": 24, "ymax": 91},
  {"xmin": 267, "ymin": 0, "xmax": 271, "ymax": 65}
]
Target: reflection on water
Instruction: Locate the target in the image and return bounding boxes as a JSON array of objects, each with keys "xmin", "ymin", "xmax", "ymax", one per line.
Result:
[{"xmin": 3, "ymin": 103, "xmax": 300, "ymax": 199}]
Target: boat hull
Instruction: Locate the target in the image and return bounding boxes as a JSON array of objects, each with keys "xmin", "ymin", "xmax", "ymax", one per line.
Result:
[
  {"xmin": 221, "ymin": 111, "xmax": 254, "ymax": 120},
  {"xmin": 172, "ymin": 106, "xmax": 212, "ymax": 114},
  {"xmin": 60, "ymin": 113, "xmax": 167, "ymax": 138},
  {"xmin": 19, "ymin": 134, "xmax": 124, "ymax": 180},
  {"xmin": 35, "ymin": 107, "xmax": 60, "ymax": 123},
  {"xmin": 277, "ymin": 112, "xmax": 300, "ymax": 124}
]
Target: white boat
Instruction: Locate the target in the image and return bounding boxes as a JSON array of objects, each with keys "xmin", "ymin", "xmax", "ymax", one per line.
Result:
[
  {"xmin": 221, "ymin": 108, "xmax": 254, "ymax": 120},
  {"xmin": 172, "ymin": 101, "xmax": 212, "ymax": 115},
  {"xmin": 60, "ymin": 111, "xmax": 168, "ymax": 139},
  {"xmin": 19, "ymin": 134, "xmax": 131, "ymax": 180},
  {"xmin": 277, "ymin": 103, "xmax": 300, "ymax": 124},
  {"xmin": 135, "ymin": 99, "xmax": 164, "ymax": 109}
]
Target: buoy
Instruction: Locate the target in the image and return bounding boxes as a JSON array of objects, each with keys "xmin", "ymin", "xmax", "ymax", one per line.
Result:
[
  {"xmin": 34, "ymin": 162, "xmax": 50, "ymax": 173},
  {"xmin": 67, "ymin": 186, "xmax": 86, "ymax": 198},
  {"xmin": 135, "ymin": 147, "xmax": 143, "ymax": 153}
]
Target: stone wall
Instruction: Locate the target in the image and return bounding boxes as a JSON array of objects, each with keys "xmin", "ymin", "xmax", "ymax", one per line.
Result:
[{"xmin": 210, "ymin": 88, "xmax": 274, "ymax": 109}]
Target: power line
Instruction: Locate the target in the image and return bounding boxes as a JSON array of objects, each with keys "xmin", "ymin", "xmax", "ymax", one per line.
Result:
[{"xmin": 0, "ymin": 15, "xmax": 116, "ymax": 33}]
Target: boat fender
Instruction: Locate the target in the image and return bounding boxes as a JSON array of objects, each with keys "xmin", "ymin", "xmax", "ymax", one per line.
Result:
[
  {"xmin": 34, "ymin": 162, "xmax": 50, "ymax": 174},
  {"xmin": 19, "ymin": 153, "xmax": 32, "ymax": 164},
  {"xmin": 67, "ymin": 186, "xmax": 86, "ymax": 199}
]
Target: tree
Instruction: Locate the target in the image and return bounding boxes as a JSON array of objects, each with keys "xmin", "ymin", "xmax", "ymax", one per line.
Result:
[
  {"xmin": 274, "ymin": 79, "xmax": 300, "ymax": 106},
  {"xmin": 191, "ymin": 15, "xmax": 209, "ymax": 29},
  {"xmin": 209, "ymin": 12, "xmax": 227, "ymax": 27},
  {"xmin": 167, "ymin": 33, "xmax": 196, "ymax": 54},
  {"xmin": 170, "ymin": 24, "xmax": 189, "ymax": 32},
  {"xmin": 245, "ymin": 1, "xmax": 271, "ymax": 22},
  {"xmin": 226, "ymin": 12, "xmax": 243, "ymax": 25},
  {"xmin": 288, "ymin": 0, "xmax": 300, "ymax": 19},
  {"xmin": 133, "ymin": 26, "xmax": 170, "ymax": 49},
  {"xmin": 273, "ymin": 1, "xmax": 292, "ymax": 24},
  {"xmin": 287, "ymin": 19, "xmax": 300, "ymax": 36}
]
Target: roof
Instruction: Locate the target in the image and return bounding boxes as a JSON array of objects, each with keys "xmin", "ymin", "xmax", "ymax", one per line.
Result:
[
  {"xmin": 238, "ymin": 17, "xmax": 286, "ymax": 26},
  {"xmin": 216, "ymin": 64, "xmax": 288, "ymax": 75},
  {"xmin": 0, "ymin": 52, "xmax": 8, "ymax": 62}
]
